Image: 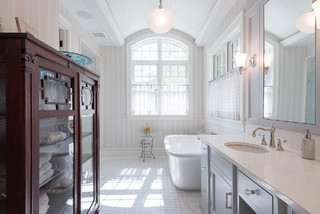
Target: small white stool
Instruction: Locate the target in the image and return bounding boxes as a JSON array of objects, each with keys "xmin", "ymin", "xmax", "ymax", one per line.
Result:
[{"xmin": 138, "ymin": 136, "xmax": 155, "ymax": 162}]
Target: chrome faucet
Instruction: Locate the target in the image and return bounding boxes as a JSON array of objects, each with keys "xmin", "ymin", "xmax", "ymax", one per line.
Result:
[{"xmin": 252, "ymin": 124, "xmax": 276, "ymax": 148}]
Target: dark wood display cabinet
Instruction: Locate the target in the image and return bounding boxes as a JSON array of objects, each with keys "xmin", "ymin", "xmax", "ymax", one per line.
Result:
[{"xmin": 0, "ymin": 33, "xmax": 100, "ymax": 214}]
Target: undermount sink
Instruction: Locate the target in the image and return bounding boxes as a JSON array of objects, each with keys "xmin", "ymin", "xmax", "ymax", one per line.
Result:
[{"xmin": 224, "ymin": 142, "xmax": 269, "ymax": 153}]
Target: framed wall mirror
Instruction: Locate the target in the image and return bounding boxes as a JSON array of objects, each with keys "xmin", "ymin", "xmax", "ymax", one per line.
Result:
[{"xmin": 262, "ymin": 0, "xmax": 319, "ymax": 131}]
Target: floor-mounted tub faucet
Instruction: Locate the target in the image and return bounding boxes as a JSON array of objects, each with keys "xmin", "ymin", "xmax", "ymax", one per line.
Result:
[{"xmin": 252, "ymin": 124, "xmax": 276, "ymax": 148}]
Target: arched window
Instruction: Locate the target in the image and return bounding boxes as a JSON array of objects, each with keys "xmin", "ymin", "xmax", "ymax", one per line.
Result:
[{"xmin": 128, "ymin": 37, "xmax": 190, "ymax": 116}]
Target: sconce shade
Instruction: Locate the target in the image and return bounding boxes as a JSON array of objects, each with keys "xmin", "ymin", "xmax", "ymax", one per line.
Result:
[
  {"xmin": 147, "ymin": 8, "xmax": 175, "ymax": 34},
  {"xmin": 296, "ymin": 11, "xmax": 315, "ymax": 33},
  {"xmin": 312, "ymin": 0, "xmax": 320, "ymax": 29},
  {"xmin": 234, "ymin": 53, "xmax": 247, "ymax": 68},
  {"xmin": 264, "ymin": 53, "xmax": 272, "ymax": 68}
]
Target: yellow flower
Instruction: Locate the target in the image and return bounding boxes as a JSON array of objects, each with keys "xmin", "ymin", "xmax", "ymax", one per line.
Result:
[{"xmin": 144, "ymin": 127, "xmax": 151, "ymax": 136}]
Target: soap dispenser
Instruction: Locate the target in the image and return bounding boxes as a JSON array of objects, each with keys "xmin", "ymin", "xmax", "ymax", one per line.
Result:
[{"xmin": 301, "ymin": 129, "xmax": 315, "ymax": 160}]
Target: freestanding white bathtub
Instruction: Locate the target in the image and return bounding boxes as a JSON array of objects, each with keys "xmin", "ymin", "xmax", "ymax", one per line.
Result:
[{"xmin": 164, "ymin": 135, "xmax": 201, "ymax": 190}]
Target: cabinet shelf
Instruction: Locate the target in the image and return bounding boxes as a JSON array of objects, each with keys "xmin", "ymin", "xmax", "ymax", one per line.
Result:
[
  {"xmin": 82, "ymin": 132, "xmax": 92, "ymax": 138},
  {"xmin": 39, "ymin": 137, "xmax": 73, "ymax": 153},
  {"xmin": 39, "ymin": 169, "xmax": 68, "ymax": 195}
]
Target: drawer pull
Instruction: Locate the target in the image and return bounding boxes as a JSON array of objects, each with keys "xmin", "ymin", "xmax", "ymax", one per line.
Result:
[
  {"xmin": 225, "ymin": 192, "xmax": 232, "ymax": 209},
  {"xmin": 245, "ymin": 189, "xmax": 255, "ymax": 196},
  {"xmin": 201, "ymin": 166, "xmax": 206, "ymax": 170}
]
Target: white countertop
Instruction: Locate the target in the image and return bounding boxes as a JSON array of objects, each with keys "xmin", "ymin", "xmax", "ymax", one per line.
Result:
[{"xmin": 199, "ymin": 134, "xmax": 320, "ymax": 214}]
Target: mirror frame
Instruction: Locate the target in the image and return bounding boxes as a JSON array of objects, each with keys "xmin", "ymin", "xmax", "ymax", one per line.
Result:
[{"xmin": 259, "ymin": 0, "xmax": 320, "ymax": 134}]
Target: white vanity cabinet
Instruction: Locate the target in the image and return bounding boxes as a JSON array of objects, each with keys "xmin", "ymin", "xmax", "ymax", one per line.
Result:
[
  {"xmin": 210, "ymin": 165, "xmax": 233, "ymax": 214},
  {"xmin": 200, "ymin": 142, "xmax": 210, "ymax": 214},
  {"xmin": 209, "ymin": 148, "xmax": 235, "ymax": 214},
  {"xmin": 199, "ymin": 140, "xmax": 310, "ymax": 214}
]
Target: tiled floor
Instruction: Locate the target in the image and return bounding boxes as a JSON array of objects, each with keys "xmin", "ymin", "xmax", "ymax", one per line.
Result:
[{"xmin": 99, "ymin": 156, "xmax": 203, "ymax": 214}]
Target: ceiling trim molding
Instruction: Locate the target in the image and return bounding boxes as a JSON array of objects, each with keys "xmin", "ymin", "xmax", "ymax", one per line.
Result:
[
  {"xmin": 195, "ymin": 0, "xmax": 238, "ymax": 46},
  {"xmin": 84, "ymin": 0, "xmax": 125, "ymax": 47}
]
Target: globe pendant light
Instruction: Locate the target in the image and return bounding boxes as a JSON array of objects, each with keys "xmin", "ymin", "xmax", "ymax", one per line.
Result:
[
  {"xmin": 147, "ymin": 0, "xmax": 174, "ymax": 34},
  {"xmin": 296, "ymin": 11, "xmax": 315, "ymax": 34},
  {"xmin": 296, "ymin": 0, "xmax": 320, "ymax": 33}
]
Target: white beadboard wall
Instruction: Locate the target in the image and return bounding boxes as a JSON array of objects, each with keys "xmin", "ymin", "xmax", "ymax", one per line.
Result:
[
  {"xmin": 0, "ymin": 0, "xmax": 59, "ymax": 49},
  {"xmin": 100, "ymin": 32, "xmax": 203, "ymax": 151}
]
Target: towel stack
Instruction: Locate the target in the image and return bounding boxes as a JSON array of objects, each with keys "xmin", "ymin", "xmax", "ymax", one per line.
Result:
[
  {"xmin": 39, "ymin": 193, "xmax": 50, "ymax": 214},
  {"xmin": 40, "ymin": 131, "xmax": 67, "ymax": 145},
  {"xmin": 39, "ymin": 153, "xmax": 54, "ymax": 185}
]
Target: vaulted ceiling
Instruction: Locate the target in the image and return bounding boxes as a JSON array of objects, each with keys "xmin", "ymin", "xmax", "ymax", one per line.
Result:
[{"xmin": 60, "ymin": 0, "xmax": 223, "ymax": 46}]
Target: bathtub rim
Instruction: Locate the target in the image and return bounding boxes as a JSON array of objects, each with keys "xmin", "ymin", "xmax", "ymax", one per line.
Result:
[{"xmin": 164, "ymin": 135, "xmax": 201, "ymax": 158}]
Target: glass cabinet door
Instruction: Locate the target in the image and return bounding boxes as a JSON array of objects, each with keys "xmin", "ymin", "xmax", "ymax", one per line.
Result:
[
  {"xmin": 0, "ymin": 63, "xmax": 6, "ymax": 214},
  {"xmin": 81, "ymin": 114, "xmax": 94, "ymax": 213},
  {"xmin": 39, "ymin": 117, "xmax": 74, "ymax": 214}
]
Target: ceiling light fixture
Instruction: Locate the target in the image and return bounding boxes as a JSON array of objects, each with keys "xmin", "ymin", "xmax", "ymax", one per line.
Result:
[
  {"xmin": 147, "ymin": 0, "xmax": 174, "ymax": 34},
  {"xmin": 296, "ymin": 0, "xmax": 320, "ymax": 33}
]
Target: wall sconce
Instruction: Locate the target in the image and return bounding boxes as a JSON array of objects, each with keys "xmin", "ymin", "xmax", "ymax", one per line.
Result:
[
  {"xmin": 234, "ymin": 53, "xmax": 257, "ymax": 74},
  {"xmin": 264, "ymin": 53, "xmax": 272, "ymax": 74}
]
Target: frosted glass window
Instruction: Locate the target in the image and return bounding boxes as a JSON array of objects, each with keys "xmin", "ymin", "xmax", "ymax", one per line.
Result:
[
  {"xmin": 132, "ymin": 42, "xmax": 158, "ymax": 60},
  {"xmin": 215, "ymin": 50, "xmax": 226, "ymax": 78},
  {"xmin": 130, "ymin": 38, "xmax": 190, "ymax": 115},
  {"xmin": 162, "ymin": 42, "xmax": 188, "ymax": 60},
  {"xmin": 230, "ymin": 38, "xmax": 241, "ymax": 70}
]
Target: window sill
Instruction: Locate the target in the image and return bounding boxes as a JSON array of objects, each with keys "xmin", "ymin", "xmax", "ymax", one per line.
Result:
[{"xmin": 127, "ymin": 115, "xmax": 193, "ymax": 121}]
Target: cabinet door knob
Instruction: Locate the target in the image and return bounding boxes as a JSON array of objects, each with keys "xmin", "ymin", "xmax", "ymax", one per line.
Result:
[
  {"xmin": 225, "ymin": 192, "xmax": 232, "ymax": 209},
  {"xmin": 201, "ymin": 166, "xmax": 206, "ymax": 170},
  {"xmin": 244, "ymin": 189, "xmax": 255, "ymax": 196}
]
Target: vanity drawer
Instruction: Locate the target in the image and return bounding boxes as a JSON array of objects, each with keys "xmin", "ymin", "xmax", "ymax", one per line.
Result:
[
  {"xmin": 238, "ymin": 171, "xmax": 273, "ymax": 214},
  {"xmin": 201, "ymin": 155, "xmax": 208, "ymax": 182},
  {"xmin": 201, "ymin": 142, "xmax": 208, "ymax": 156},
  {"xmin": 210, "ymin": 149, "xmax": 232, "ymax": 182}
]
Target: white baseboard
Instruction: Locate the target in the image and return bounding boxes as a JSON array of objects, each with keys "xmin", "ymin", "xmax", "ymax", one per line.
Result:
[{"xmin": 100, "ymin": 148, "xmax": 167, "ymax": 158}]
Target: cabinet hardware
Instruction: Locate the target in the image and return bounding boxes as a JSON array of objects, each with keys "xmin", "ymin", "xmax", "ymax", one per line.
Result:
[
  {"xmin": 201, "ymin": 166, "xmax": 206, "ymax": 170},
  {"xmin": 225, "ymin": 192, "xmax": 232, "ymax": 209},
  {"xmin": 245, "ymin": 189, "xmax": 255, "ymax": 196}
]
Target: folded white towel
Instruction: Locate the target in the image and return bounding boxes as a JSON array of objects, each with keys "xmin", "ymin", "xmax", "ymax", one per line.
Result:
[
  {"xmin": 39, "ymin": 169, "xmax": 54, "ymax": 185},
  {"xmin": 40, "ymin": 132, "xmax": 67, "ymax": 145},
  {"xmin": 39, "ymin": 153, "xmax": 52, "ymax": 168},
  {"xmin": 39, "ymin": 204, "xmax": 49, "ymax": 214},
  {"xmin": 39, "ymin": 193, "xmax": 49, "ymax": 207},
  {"xmin": 39, "ymin": 162, "xmax": 52, "ymax": 178}
]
